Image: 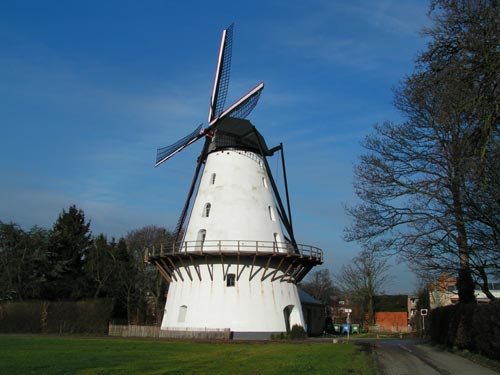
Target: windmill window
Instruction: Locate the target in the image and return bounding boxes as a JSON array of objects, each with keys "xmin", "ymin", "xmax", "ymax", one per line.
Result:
[
  {"xmin": 268, "ymin": 206, "xmax": 275, "ymax": 221},
  {"xmin": 197, "ymin": 229, "xmax": 206, "ymax": 251},
  {"xmin": 178, "ymin": 305, "xmax": 187, "ymax": 323},
  {"xmin": 210, "ymin": 173, "xmax": 216, "ymax": 185},
  {"xmin": 226, "ymin": 273, "xmax": 236, "ymax": 287},
  {"xmin": 203, "ymin": 203, "xmax": 211, "ymax": 217},
  {"xmin": 262, "ymin": 177, "xmax": 268, "ymax": 189}
]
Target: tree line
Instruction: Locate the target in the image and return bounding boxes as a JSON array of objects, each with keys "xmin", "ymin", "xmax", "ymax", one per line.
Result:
[
  {"xmin": 1, "ymin": 203, "xmax": 391, "ymax": 328},
  {"xmin": 0, "ymin": 205, "xmax": 172, "ymax": 324}
]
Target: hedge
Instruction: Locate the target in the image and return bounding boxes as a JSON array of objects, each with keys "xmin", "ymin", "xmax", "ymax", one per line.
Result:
[
  {"xmin": 0, "ymin": 299, "xmax": 113, "ymax": 334},
  {"xmin": 428, "ymin": 300, "xmax": 500, "ymax": 360},
  {"xmin": 0, "ymin": 301, "xmax": 44, "ymax": 333}
]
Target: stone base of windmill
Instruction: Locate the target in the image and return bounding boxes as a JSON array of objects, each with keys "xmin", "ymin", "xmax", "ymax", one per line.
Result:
[
  {"xmin": 159, "ymin": 327, "xmax": 232, "ymax": 340},
  {"xmin": 159, "ymin": 328, "xmax": 289, "ymax": 340}
]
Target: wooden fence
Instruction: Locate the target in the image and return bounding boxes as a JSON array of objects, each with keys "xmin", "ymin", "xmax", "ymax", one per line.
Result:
[
  {"xmin": 108, "ymin": 324, "xmax": 232, "ymax": 340},
  {"xmin": 108, "ymin": 324, "xmax": 160, "ymax": 338}
]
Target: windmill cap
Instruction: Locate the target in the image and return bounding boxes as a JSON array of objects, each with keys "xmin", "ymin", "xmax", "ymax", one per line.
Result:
[{"xmin": 207, "ymin": 117, "xmax": 272, "ymax": 155}]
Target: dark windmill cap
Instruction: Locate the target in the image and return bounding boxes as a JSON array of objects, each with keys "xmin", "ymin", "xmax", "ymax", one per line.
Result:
[{"xmin": 207, "ymin": 117, "xmax": 272, "ymax": 156}]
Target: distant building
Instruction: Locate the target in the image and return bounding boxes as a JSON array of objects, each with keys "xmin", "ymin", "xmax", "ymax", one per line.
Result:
[
  {"xmin": 429, "ymin": 273, "xmax": 500, "ymax": 309},
  {"xmin": 323, "ymin": 294, "xmax": 429, "ymax": 333},
  {"xmin": 372, "ymin": 295, "xmax": 410, "ymax": 332},
  {"xmin": 374, "ymin": 311, "xmax": 408, "ymax": 332},
  {"xmin": 298, "ymin": 288, "xmax": 326, "ymax": 336}
]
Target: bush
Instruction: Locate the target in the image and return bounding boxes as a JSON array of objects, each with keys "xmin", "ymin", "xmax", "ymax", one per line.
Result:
[
  {"xmin": 429, "ymin": 305, "xmax": 448, "ymax": 345},
  {"xmin": 270, "ymin": 332, "xmax": 286, "ymax": 340},
  {"xmin": 289, "ymin": 324, "xmax": 306, "ymax": 340},
  {"xmin": 472, "ymin": 300, "xmax": 500, "ymax": 360},
  {"xmin": 270, "ymin": 325, "xmax": 306, "ymax": 340},
  {"xmin": 429, "ymin": 301, "xmax": 500, "ymax": 360},
  {"xmin": 453, "ymin": 304, "xmax": 475, "ymax": 350}
]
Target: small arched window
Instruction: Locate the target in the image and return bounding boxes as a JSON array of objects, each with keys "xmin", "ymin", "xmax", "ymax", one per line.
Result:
[
  {"xmin": 268, "ymin": 206, "xmax": 275, "ymax": 221},
  {"xmin": 203, "ymin": 203, "xmax": 211, "ymax": 217},
  {"xmin": 197, "ymin": 229, "xmax": 206, "ymax": 251},
  {"xmin": 226, "ymin": 273, "xmax": 236, "ymax": 287},
  {"xmin": 262, "ymin": 177, "xmax": 268, "ymax": 189},
  {"xmin": 178, "ymin": 305, "xmax": 187, "ymax": 323},
  {"xmin": 210, "ymin": 173, "xmax": 216, "ymax": 185}
]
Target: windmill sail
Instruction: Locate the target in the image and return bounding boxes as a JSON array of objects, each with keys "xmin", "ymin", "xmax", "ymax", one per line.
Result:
[
  {"xmin": 208, "ymin": 23, "xmax": 234, "ymax": 123},
  {"xmin": 155, "ymin": 23, "xmax": 264, "ymax": 167},
  {"xmin": 155, "ymin": 124, "xmax": 203, "ymax": 167},
  {"xmin": 209, "ymin": 82, "xmax": 264, "ymax": 126}
]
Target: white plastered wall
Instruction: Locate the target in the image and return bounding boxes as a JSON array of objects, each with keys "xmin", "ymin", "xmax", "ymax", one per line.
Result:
[
  {"xmin": 161, "ymin": 263, "xmax": 304, "ymax": 332},
  {"xmin": 161, "ymin": 149, "xmax": 304, "ymax": 333},
  {"xmin": 184, "ymin": 150, "xmax": 285, "ymax": 248}
]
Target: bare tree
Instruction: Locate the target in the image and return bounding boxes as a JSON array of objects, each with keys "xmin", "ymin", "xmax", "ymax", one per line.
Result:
[
  {"xmin": 345, "ymin": 0, "xmax": 500, "ymax": 304},
  {"xmin": 0, "ymin": 223, "xmax": 50, "ymax": 301},
  {"xmin": 84, "ymin": 234, "xmax": 120, "ymax": 299},
  {"xmin": 125, "ymin": 225, "xmax": 173, "ymax": 324},
  {"xmin": 300, "ymin": 269, "xmax": 339, "ymax": 306},
  {"xmin": 335, "ymin": 246, "xmax": 390, "ymax": 325}
]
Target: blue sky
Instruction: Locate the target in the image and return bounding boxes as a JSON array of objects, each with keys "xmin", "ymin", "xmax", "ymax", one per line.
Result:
[{"xmin": 0, "ymin": 0, "xmax": 431, "ymax": 293}]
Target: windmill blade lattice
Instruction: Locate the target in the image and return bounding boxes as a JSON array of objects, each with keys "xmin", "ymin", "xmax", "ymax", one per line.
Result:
[
  {"xmin": 210, "ymin": 23, "xmax": 234, "ymax": 121},
  {"xmin": 224, "ymin": 85, "xmax": 263, "ymax": 120},
  {"xmin": 211, "ymin": 82, "xmax": 264, "ymax": 126},
  {"xmin": 155, "ymin": 124, "xmax": 203, "ymax": 167}
]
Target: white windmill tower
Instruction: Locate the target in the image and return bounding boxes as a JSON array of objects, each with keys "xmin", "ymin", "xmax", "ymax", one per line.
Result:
[{"xmin": 147, "ymin": 24, "xmax": 323, "ymax": 339}]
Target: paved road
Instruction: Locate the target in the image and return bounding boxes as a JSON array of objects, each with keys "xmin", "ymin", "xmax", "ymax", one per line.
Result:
[{"xmin": 364, "ymin": 339, "xmax": 499, "ymax": 375}]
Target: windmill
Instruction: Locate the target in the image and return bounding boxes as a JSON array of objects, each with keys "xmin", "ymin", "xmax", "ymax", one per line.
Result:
[{"xmin": 147, "ymin": 24, "xmax": 323, "ymax": 339}]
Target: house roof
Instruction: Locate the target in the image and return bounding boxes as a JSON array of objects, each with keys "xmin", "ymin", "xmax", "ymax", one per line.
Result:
[{"xmin": 298, "ymin": 288, "xmax": 323, "ymax": 306}]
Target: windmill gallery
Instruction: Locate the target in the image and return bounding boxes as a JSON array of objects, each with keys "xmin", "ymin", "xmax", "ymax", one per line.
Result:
[{"xmin": 146, "ymin": 24, "xmax": 323, "ymax": 339}]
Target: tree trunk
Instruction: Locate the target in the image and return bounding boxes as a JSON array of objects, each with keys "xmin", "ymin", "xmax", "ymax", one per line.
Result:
[
  {"xmin": 452, "ymin": 175, "xmax": 476, "ymax": 304},
  {"xmin": 367, "ymin": 293, "xmax": 375, "ymax": 326}
]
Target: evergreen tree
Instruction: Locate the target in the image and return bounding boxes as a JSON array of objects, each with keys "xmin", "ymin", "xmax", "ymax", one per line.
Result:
[{"xmin": 45, "ymin": 205, "xmax": 93, "ymax": 299}]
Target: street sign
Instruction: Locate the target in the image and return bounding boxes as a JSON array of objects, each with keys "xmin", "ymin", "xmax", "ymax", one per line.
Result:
[{"xmin": 420, "ymin": 308, "xmax": 428, "ymax": 316}]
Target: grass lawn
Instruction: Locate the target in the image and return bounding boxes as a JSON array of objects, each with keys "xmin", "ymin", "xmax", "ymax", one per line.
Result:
[{"xmin": 0, "ymin": 335, "xmax": 377, "ymax": 375}]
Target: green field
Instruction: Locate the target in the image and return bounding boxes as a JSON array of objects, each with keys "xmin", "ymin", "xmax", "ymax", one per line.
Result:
[{"xmin": 0, "ymin": 335, "xmax": 377, "ymax": 375}]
